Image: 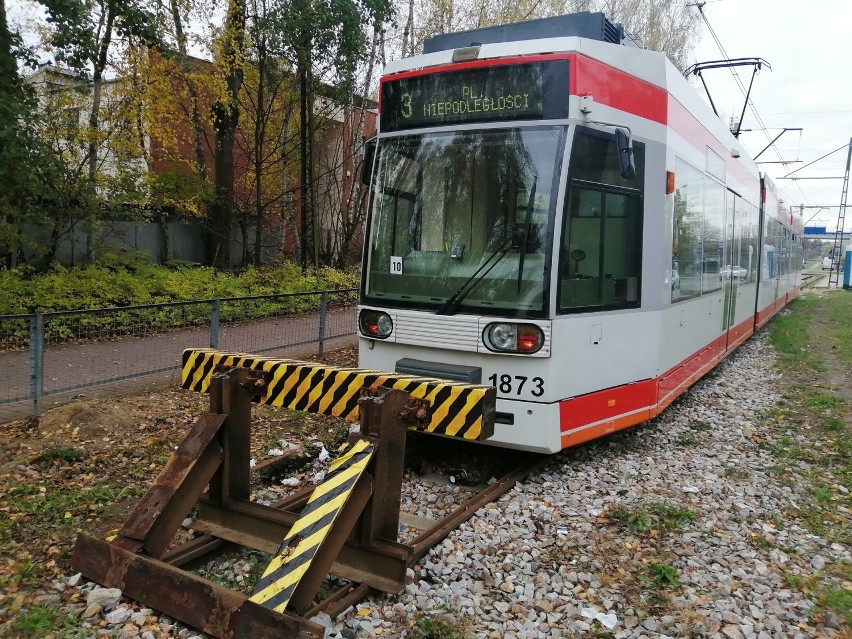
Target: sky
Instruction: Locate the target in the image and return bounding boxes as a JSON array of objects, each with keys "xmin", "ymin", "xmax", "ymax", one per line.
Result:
[{"xmin": 688, "ymin": 0, "xmax": 852, "ymax": 231}]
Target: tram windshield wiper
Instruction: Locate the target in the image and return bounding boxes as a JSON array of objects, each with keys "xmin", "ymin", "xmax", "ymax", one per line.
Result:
[
  {"xmin": 516, "ymin": 176, "xmax": 537, "ymax": 293},
  {"xmin": 435, "ymin": 232, "xmax": 520, "ymax": 316}
]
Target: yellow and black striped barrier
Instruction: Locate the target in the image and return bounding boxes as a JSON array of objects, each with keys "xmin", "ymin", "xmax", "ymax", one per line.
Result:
[
  {"xmin": 181, "ymin": 348, "xmax": 495, "ymax": 441},
  {"xmin": 249, "ymin": 438, "xmax": 374, "ymax": 612}
]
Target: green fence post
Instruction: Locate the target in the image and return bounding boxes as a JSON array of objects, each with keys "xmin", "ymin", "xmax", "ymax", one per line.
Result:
[
  {"xmin": 318, "ymin": 291, "xmax": 329, "ymax": 357},
  {"xmin": 210, "ymin": 299, "xmax": 220, "ymax": 349},
  {"xmin": 30, "ymin": 313, "xmax": 44, "ymax": 416}
]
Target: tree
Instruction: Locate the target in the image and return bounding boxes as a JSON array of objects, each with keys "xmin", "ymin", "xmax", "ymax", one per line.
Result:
[
  {"xmin": 1, "ymin": 0, "xmax": 162, "ymax": 267},
  {"xmin": 603, "ymin": 0, "xmax": 700, "ymax": 72},
  {"xmin": 207, "ymin": 0, "xmax": 246, "ymax": 269},
  {"xmin": 0, "ymin": 0, "xmax": 37, "ymax": 267},
  {"xmin": 312, "ymin": 27, "xmax": 382, "ymax": 268},
  {"xmin": 386, "ymin": 0, "xmax": 700, "ymax": 71},
  {"xmin": 265, "ymin": 0, "xmax": 394, "ymax": 269},
  {"xmin": 233, "ymin": 0, "xmax": 301, "ymax": 267}
]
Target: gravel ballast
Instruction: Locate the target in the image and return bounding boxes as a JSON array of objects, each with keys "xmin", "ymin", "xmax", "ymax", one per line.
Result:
[{"xmin": 54, "ymin": 332, "xmax": 849, "ymax": 638}]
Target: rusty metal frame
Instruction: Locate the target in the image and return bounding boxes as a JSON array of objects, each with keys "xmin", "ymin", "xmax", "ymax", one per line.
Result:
[
  {"xmin": 72, "ymin": 365, "xmax": 542, "ymax": 638},
  {"xmin": 73, "ymin": 534, "xmax": 323, "ymax": 639}
]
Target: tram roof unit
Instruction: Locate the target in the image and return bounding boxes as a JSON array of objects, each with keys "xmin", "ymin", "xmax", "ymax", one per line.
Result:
[{"xmin": 421, "ymin": 12, "xmax": 640, "ymax": 53}]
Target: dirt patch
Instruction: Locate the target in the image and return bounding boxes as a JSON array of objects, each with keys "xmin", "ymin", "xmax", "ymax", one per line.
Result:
[{"xmin": 37, "ymin": 401, "xmax": 149, "ymax": 440}]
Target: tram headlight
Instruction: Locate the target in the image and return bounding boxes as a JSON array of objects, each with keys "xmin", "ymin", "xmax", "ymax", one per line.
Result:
[
  {"xmin": 359, "ymin": 309, "xmax": 393, "ymax": 339},
  {"xmin": 483, "ymin": 323, "xmax": 543, "ymax": 354}
]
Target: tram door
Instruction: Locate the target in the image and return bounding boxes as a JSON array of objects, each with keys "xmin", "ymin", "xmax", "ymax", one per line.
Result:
[{"xmin": 721, "ymin": 191, "xmax": 740, "ymax": 348}]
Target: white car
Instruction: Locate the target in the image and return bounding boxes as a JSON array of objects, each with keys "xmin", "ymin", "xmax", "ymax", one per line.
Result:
[
  {"xmin": 720, "ymin": 265, "xmax": 748, "ymax": 281},
  {"xmin": 823, "ymin": 257, "xmax": 833, "ymax": 270}
]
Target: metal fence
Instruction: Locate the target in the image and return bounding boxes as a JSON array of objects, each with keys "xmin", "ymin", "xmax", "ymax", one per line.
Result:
[{"xmin": 0, "ymin": 289, "xmax": 358, "ymax": 424}]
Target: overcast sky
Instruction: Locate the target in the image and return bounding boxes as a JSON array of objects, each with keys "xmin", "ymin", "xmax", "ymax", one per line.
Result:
[{"xmin": 689, "ymin": 0, "xmax": 852, "ymax": 230}]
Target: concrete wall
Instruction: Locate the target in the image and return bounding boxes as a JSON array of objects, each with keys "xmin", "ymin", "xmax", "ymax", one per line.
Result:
[{"xmin": 26, "ymin": 217, "xmax": 292, "ymax": 267}]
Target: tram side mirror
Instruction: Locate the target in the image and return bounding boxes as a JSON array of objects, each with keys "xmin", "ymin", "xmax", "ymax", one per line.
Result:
[
  {"xmin": 361, "ymin": 140, "xmax": 377, "ymax": 185},
  {"xmin": 615, "ymin": 128, "xmax": 636, "ymax": 180}
]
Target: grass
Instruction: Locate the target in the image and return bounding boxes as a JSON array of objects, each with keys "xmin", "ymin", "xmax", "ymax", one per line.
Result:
[
  {"xmin": 769, "ymin": 295, "xmax": 827, "ymax": 370},
  {"xmin": 818, "ymin": 588, "xmax": 852, "ymax": 618},
  {"xmin": 5, "ymin": 605, "xmax": 89, "ymax": 639},
  {"xmin": 800, "ymin": 390, "xmax": 845, "ymax": 414},
  {"xmin": 0, "ymin": 479, "xmax": 141, "ymax": 583},
  {"xmin": 318, "ymin": 420, "xmax": 352, "ymax": 452},
  {"xmin": 30, "ymin": 446, "xmax": 86, "ymax": 464},
  {"xmin": 195, "ymin": 550, "xmax": 270, "ymax": 595},
  {"xmin": 723, "ymin": 467, "xmax": 749, "ymax": 479},
  {"xmin": 410, "ymin": 614, "xmax": 470, "ymax": 639},
  {"xmin": 641, "ymin": 563, "xmax": 681, "ymax": 591},
  {"xmin": 765, "ymin": 291, "xmax": 852, "ymax": 619},
  {"xmin": 689, "ymin": 420, "xmax": 712, "ymax": 431},
  {"xmin": 608, "ymin": 502, "xmax": 695, "ymax": 533}
]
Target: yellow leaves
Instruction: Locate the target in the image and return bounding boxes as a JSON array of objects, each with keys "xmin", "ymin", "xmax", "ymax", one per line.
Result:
[{"xmin": 7, "ymin": 593, "xmax": 25, "ymax": 614}]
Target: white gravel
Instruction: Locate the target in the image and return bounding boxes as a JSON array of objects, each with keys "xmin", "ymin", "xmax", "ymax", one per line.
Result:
[{"xmin": 57, "ymin": 332, "xmax": 849, "ymax": 638}]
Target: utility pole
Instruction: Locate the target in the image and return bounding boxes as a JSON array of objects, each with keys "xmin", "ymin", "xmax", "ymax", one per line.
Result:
[{"xmin": 827, "ymin": 138, "xmax": 851, "ymax": 287}]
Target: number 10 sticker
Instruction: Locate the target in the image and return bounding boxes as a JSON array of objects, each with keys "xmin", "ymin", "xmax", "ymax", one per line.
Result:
[{"xmin": 390, "ymin": 256, "xmax": 403, "ymax": 275}]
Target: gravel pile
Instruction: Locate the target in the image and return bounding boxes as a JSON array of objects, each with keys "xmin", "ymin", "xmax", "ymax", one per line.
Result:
[{"xmin": 58, "ymin": 333, "xmax": 849, "ymax": 638}]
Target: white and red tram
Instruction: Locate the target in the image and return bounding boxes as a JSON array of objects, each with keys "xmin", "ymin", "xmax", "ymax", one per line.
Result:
[{"xmin": 357, "ymin": 12, "xmax": 803, "ymax": 453}]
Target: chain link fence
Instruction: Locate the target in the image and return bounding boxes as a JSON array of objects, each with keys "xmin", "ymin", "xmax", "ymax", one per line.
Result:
[{"xmin": 0, "ymin": 289, "xmax": 358, "ymax": 424}]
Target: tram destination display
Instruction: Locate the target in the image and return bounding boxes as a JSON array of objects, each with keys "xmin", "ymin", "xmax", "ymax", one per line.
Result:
[{"xmin": 380, "ymin": 60, "xmax": 568, "ymax": 131}]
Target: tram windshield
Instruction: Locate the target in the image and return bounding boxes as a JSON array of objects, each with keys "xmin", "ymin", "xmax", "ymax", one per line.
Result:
[{"xmin": 363, "ymin": 126, "xmax": 565, "ymax": 317}]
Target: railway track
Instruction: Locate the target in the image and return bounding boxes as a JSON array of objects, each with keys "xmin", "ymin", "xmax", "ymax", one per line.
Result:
[{"xmin": 801, "ymin": 271, "xmax": 825, "ymax": 290}]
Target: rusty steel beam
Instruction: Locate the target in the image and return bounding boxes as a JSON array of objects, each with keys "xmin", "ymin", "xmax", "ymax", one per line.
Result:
[
  {"xmin": 306, "ymin": 583, "xmax": 373, "ymax": 620},
  {"xmin": 358, "ymin": 389, "xmax": 422, "ymax": 544},
  {"xmin": 195, "ymin": 498, "xmax": 297, "ymax": 553},
  {"xmin": 115, "ymin": 413, "xmax": 225, "ymax": 557},
  {"xmin": 72, "ymin": 535, "xmax": 323, "ymax": 639},
  {"xmin": 193, "ymin": 498, "xmax": 410, "ymax": 593},
  {"xmin": 160, "ymin": 535, "xmax": 228, "ymax": 569},
  {"xmin": 208, "ymin": 368, "xmax": 261, "ymax": 505}
]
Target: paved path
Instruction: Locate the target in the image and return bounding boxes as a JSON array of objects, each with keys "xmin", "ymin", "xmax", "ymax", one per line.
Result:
[{"xmin": 0, "ymin": 309, "xmax": 357, "ymax": 423}]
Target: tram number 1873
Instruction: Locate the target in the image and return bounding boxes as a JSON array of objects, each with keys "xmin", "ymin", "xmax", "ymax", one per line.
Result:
[{"xmin": 487, "ymin": 373, "xmax": 545, "ymax": 397}]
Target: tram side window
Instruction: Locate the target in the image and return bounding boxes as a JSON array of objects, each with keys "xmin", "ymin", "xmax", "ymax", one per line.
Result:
[
  {"xmin": 671, "ymin": 160, "xmax": 704, "ymax": 301},
  {"xmin": 781, "ymin": 228, "xmax": 790, "ymax": 277},
  {"xmin": 703, "ymin": 179, "xmax": 724, "ymax": 294},
  {"xmin": 762, "ymin": 219, "xmax": 777, "ymax": 281},
  {"xmin": 558, "ymin": 129, "xmax": 644, "ymax": 312},
  {"xmin": 738, "ymin": 201, "xmax": 759, "ymax": 283}
]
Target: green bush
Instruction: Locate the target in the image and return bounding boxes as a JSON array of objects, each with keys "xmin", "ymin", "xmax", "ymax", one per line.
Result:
[
  {"xmin": 0, "ymin": 255, "xmax": 359, "ymax": 346},
  {"xmin": 0, "ymin": 257, "xmax": 358, "ymax": 315}
]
